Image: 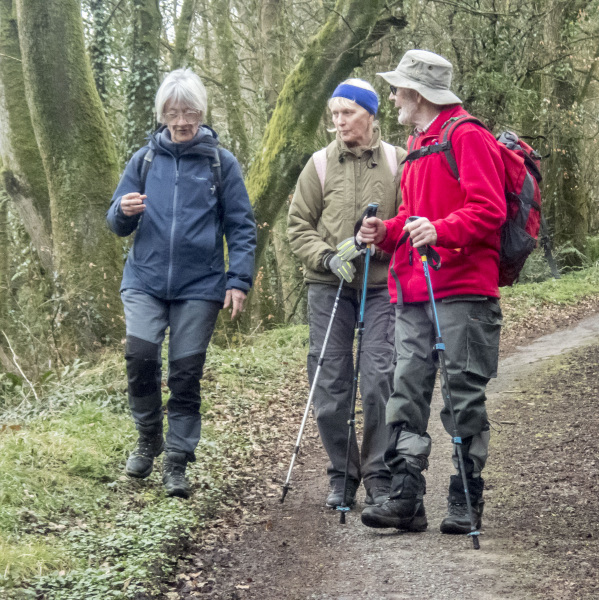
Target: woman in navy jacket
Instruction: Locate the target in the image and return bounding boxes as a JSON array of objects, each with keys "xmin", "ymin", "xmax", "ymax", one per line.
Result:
[{"xmin": 107, "ymin": 69, "xmax": 256, "ymax": 498}]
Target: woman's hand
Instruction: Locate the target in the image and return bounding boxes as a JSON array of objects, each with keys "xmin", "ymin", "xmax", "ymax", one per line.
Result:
[
  {"xmin": 359, "ymin": 217, "xmax": 387, "ymax": 245},
  {"xmin": 120, "ymin": 193, "xmax": 147, "ymax": 217},
  {"xmin": 224, "ymin": 288, "xmax": 247, "ymax": 319}
]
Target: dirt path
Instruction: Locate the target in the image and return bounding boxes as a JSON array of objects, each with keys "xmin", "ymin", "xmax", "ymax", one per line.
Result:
[{"xmin": 165, "ymin": 313, "xmax": 599, "ymax": 600}]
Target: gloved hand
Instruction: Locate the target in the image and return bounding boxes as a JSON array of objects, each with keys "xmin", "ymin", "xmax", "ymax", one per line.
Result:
[
  {"xmin": 324, "ymin": 253, "xmax": 356, "ymax": 283},
  {"xmin": 336, "ymin": 237, "xmax": 365, "ymax": 262}
]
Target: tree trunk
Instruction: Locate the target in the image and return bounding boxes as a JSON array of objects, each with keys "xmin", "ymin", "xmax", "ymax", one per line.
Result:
[
  {"xmin": 214, "ymin": 0, "xmax": 250, "ymax": 166},
  {"xmin": 0, "ymin": 190, "xmax": 7, "ymax": 323},
  {"xmin": 0, "ymin": 0, "xmax": 53, "ymax": 273},
  {"xmin": 271, "ymin": 209, "xmax": 306, "ymax": 323},
  {"xmin": 88, "ymin": 0, "xmax": 110, "ymax": 102},
  {"xmin": 260, "ymin": 0, "xmax": 284, "ymax": 115},
  {"xmin": 171, "ymin": 0, "xmax": 196, "ymax": 69},
  {"xmin": 541, "ymin": 0, "xmax": 591, "ymax": 257},
  {"xmin": 15, "ymin": 0, "xmax": 123, "ymax": 348},
  {"xmin": 246, "ymin": 0, "xmax": 406, "ymax": 270},
  {"xmin": 124, "ymin": 0, "xmax": 162, "ymax": 156}
]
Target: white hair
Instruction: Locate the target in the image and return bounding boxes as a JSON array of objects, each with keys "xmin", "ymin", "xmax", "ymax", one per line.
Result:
[
  {"xmin": 327, "ymin": 78, "xmax": 378, "ymax": 112},
  {"xmin": 155, "ymin": 69, "xmax": 208, "ymax": 123}
]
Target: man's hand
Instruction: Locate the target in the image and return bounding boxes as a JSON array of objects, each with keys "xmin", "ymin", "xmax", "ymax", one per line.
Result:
[
  {"xmin": 358, "ymin": 217, "xmax": 387, "ymax": 245},
  {"xmin": 403, "ymin": 217, "xmax": 437, "ymax": 248},
  {"xmin": 224, "ymin": 288, "xmax": 247, "ymax": 319},
  {"xmin": 120, "ymin": 192, "xmax": 147, "ymax": 217}
]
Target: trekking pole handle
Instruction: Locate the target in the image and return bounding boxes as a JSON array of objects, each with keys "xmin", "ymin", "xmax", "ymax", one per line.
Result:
[
  {"xmin": 365, "ymin": 203, "xmax": 379, "ymax": 220},
  {"xmin": 403, "ymin": 216, "xmax": 427, "ymax": 256},
  {"xmin": 364, "ymin": 203, "xmax": 379, "ymax": 247}
]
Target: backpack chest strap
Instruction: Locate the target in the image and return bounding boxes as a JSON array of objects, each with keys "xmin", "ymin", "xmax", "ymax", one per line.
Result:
[{"xmin": 402, "ymin": 140, "xmax": 452, "ymax": 165}]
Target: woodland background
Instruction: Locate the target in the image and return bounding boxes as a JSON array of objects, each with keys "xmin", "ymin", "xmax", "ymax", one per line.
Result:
[{"xmin": 0, "ymin": 0, "xmax": 598, "ymax": 375}]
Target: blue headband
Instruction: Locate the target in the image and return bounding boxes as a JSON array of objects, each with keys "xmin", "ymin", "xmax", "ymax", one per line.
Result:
[{"xmin": 331, "ymin": 83, "xmax": 379, "ymax": 115}]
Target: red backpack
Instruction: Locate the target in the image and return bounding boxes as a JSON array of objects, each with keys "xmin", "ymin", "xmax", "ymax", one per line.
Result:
[{"xmin": 404, "ymin": 115, "xmax": 559, "ymax": 286}]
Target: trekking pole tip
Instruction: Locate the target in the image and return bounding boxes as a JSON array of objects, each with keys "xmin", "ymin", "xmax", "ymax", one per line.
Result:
[
  {"xmin": 469, "ymin": 531, "xmax": 481, "ymax": 550},
  {"xmin": 280, "ymin": 485, "xmax": 289, "ymax": 503},
  {"xmin": 336, "ymin": 504, "xmax": 350, "ymax": 524}
]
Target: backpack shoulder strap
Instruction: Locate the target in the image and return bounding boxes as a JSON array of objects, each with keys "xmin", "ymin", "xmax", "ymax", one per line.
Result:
[
  {"xmin": 313, "ymin": 148, "xmax": 327, "ymax": 195},
  {"xmin": 440, "ymin": 115, "xmax": 488, "ymax": 181},
  {"xmin": 208, "ymin": 146, "xmax": 224, "ymax": 218},
  {"xmin": 381, "ymin": 141, "xmax": 398, "ymax": 178},
  {"xmin": 140, "ymin": 148, "xmax": 154, "ymax": 194}
]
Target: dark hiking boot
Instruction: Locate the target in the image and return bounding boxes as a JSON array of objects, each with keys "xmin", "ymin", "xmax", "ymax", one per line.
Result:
[
  {"xmin": 440, "ymin": 499, "xmax": 484, "ymax": 534},
  {"xmin": 361, "ymin": 467, "xmax": 427, "ymax": 530},
  {"xmin": 325, "ymin": 479, "xmax": 359, "ymax": 509},
  {"xmin": 440, "ymin": 474, "xmax": 484, "ymax": 534},
  {"xmin": 163, "ymin": 452, "xmax": 191, "ymax": 499},
  {"xmin": 362, "ymin": 498, "xmax": 428, "ymax": 531},
  {"xmin": 361, "ymin": 497, "xmax": 427, "ymax": 531},
  {"xmin": 125, "ymin": 430, "xmax": 165, "ymax": 479},
  {"xmin": 364, "ymin": 484, "xmax": 391, "ymax": 506}
]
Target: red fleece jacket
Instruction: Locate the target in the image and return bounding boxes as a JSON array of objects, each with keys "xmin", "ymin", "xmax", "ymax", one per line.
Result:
[{"xmin": 378, "ymin": 106, "xmax": 506, "ymax": 304}]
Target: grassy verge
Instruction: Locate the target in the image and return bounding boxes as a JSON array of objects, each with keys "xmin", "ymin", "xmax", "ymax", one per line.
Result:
[
  {"xmin": 500, "ymin": 264, "xmax": 599, "ymax": 333},
  {"xmin": 0, "ymin": 326, "xmax": 309, "ymax": 599}
]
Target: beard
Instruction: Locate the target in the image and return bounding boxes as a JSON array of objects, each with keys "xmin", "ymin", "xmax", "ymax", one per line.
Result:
[{"xmin": 397, "ymin": 105, "xmax": 416, "ymax": 126}]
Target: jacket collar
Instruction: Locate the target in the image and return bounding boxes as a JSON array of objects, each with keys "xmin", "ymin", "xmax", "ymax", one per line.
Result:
[
  {"xmin": 418, "ymin": 105, "xmax": 468, "ymax": 139},
  {"xmin": 336, "ymin": 124, "xmax": 382, "ymax": 159}
]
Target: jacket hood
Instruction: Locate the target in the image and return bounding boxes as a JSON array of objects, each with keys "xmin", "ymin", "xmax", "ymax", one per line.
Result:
[{"xmin": 148, "ymin": 125, "xmax": 220, "ymax": 157}]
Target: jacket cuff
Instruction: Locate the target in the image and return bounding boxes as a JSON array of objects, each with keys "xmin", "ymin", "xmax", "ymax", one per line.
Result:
[
  {"xmin": 321, "ymin": 251, "xmax": 335, "ymax": 270},
  {"xmin": 226, "ymin": 278, "xmax": 251, "ymax": 293},
  {"xmin": 431, "ymin": 219, "xmax": 447, "ymax": 246}
]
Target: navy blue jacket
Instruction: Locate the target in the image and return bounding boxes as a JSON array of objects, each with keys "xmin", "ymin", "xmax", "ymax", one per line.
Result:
[{"xmin": 107, "ymin": 126, "xmax": 256, "ymax": 302}]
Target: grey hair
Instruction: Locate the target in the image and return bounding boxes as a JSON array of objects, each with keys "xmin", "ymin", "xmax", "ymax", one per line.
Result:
[
  {"xmin": 155, "ymin": 69, "xmax": 208, "ymax": 123},
  {"xmin": 327, "ymin": 78, "xmax": 378, "ymax": 112}
]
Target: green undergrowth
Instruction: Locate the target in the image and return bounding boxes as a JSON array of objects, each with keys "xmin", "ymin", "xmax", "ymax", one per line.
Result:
[
  {"xmin": 500, "ymin": 263, "xmax": 599, "ymax": 329},
  {"xmin": 0, "ymin": 325, "xmax": 309, "ymax": 599}
]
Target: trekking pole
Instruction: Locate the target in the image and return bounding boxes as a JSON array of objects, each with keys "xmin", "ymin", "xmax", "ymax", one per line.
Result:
[
  {"xmin": 409, "ymin": 216, "xmax": 481, "ymax": 550},
  {"xmin": 280, "ymin": 279, "xmax": 344, "ymax": 503},
  {"xmin": 337, "ymin": 202, "xmax": 379, "ymax": 524}
]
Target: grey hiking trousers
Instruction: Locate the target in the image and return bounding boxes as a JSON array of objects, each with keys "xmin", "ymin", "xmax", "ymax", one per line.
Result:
[
  {"xmin": 386, "ymin": 296, "xmax": 502, "ymax": 477},
  {"xmin": 307, "ymin": 283, "xmax": 394, "ymax": 488},
  {"xmin": 121, "ymin": 289, "xmax": 221, "ymax": 460}
]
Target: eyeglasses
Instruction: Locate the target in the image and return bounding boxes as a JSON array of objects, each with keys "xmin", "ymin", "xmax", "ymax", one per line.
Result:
[
  {"xmin": 162, "ymin": 110, "xmax": 202, "ymax": 124},
  {"xmin": 389, "ymin": 85, "xmax": 398, "ymax": 96}
]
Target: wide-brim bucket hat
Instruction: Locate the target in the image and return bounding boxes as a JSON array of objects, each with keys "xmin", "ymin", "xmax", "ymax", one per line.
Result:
[{"xmin": 377, "ymin": 49, "xmax": 462, "ymax": 105}]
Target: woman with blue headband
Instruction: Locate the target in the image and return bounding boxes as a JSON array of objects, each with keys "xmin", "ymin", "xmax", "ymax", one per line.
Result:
[{"xmin": 288, "ymin": 79, "xmax": 408, "ymax": 510}]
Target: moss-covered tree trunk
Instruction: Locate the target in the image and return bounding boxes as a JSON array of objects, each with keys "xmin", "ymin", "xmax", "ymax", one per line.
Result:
[
  {"xmin": 124, "ymin": 0, "xmax": 161, "ymax": 156},
  {"xmin": 0, "ymin": 0, "xmax": 52, "ymax": 273},
  {"xmin": 15, "ymin": 0, "xmax": 123, "ymax": 349},
  {"xmin": 0, "ymin": 191, "xmax": 15, "ymax": 373},
  {"xmin": 246, "ymin": 0, "xmax": 406, "ymax": 269},
  {"xmin": 171, "ymin": 0, "xmax": 196, "ymax": 69},
  {"xmin": 541, "ymin": 0, "xmax": 592, "ymax": 258},
  {"xmin": 214, "ymin": 0, "xmax": 250, "ymax": 166},
  {"xmin": 88, "ymin": 0, "xmax": 111, "ymax": 103}
]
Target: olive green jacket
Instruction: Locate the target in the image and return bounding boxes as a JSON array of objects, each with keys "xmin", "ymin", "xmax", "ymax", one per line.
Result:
[{"xmin": 288, "ymin": 128, "xmax": 407, "ymax": 290}]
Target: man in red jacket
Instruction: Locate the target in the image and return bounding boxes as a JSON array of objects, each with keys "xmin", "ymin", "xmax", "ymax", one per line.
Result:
[{"xmin": 359, "ymin": 50, "xmax": 506, "ymax": 534}]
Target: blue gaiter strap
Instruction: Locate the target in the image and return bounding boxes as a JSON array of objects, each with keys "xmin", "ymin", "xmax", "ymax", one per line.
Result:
[{"xmin": 331, "ymin": 84, "xmax": 379, "ymax": 115}]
